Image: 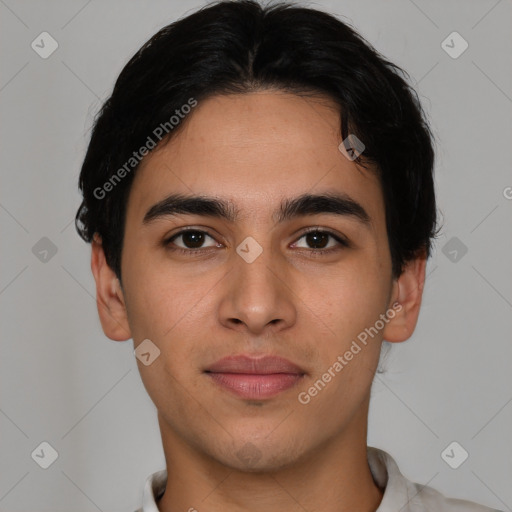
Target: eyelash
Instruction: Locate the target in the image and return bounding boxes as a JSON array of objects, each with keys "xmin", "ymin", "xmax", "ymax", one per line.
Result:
[{"xmin": 162, "ymin": 227, "xmax": 350, "ymax": 257}]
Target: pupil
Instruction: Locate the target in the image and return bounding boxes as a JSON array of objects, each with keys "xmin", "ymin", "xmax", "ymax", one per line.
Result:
[
  {"xmin": 183, "ymin": 231, "xmax": 204, "ymax": 248},
  {"xmin": 306, "ymin": 231, "xmax": 328, "ymax": 249}
]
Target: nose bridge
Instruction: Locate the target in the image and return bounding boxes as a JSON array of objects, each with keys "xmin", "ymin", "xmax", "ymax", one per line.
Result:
[
  {"xmin": 236, "ymin": 243, "xmax": 277, "ymax": 291},
  {"xmin": 219, "ymin": 236, "xmax": 296, "ymax": 332},
  {"xmin": 234, "ymin": 237, "xmax": 281, "ymax": 302}
]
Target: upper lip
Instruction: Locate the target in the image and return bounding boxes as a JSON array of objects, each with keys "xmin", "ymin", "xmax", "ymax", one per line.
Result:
[{"xmin": 205, "ymin": 355, "xmax": 306, "ymax": 375}]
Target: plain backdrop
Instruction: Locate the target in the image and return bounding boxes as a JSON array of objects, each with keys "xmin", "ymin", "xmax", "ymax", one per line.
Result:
[{"xmin": 1, "ymin": 1, "xmax": 511, "ymax": 511}]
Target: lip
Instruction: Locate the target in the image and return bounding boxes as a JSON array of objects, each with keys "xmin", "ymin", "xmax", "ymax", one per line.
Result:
[
  {"xmin": 205, "ymin": 355, "xmax": 306, "ymax": 400},
  {"xmin": 206, "ymin": 355, "xmax": 305, "ymax": 374}
]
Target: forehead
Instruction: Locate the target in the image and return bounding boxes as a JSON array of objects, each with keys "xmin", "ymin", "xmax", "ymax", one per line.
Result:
[{"xmin": 127, "ymin": 92, "xmax": 384, "ymax": 227}]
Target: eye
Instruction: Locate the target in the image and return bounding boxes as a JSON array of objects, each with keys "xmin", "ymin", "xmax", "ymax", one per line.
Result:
[
  {"xmin": 165, "ymin": 229, "xmax": 220, "ymax": 251},
  {"xmin": 292, "ymin": 229, "xmax": 349, "ymax": 252},
  {"xmin": 162, "ymin": 227, "xmax": 350, "ymax": 256}
]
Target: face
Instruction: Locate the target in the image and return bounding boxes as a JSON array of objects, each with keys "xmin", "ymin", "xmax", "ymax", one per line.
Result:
[{"xmin": 93, "ymin": 91, "xmax": 424, "ymax": 472}]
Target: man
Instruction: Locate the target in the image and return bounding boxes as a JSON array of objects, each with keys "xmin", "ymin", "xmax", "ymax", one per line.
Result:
[{"xmin": 75, "ymin": 1, "xmax": 501, "ymax": 510}]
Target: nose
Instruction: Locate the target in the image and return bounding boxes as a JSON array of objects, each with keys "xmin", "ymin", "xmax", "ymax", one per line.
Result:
[{"xmin": 217, "ymin": 243, "xmax": 297, "ymax": 335}]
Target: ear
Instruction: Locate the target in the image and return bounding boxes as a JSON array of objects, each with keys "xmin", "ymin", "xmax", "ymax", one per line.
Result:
[
  {"xmin": 382, "ymin": 250, "xmax": 427, "ymax": 343},
  {"xmin": 90, "ymin": 235, "xmax": 131, "ymax": 341}
]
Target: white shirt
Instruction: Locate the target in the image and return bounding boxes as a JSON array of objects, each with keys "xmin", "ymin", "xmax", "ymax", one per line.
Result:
[{"xmin": 134, "ymin": 446, "xmax": 501, "ymax": 512}]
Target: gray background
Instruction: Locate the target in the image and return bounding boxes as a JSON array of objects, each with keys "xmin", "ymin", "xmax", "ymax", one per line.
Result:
[{"xmin": 1, "ymin": 0, "xmax": 511, "ymax": 510}]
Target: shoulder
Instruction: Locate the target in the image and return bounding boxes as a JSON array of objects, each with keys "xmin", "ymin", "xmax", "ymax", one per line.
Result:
[
  {"xmin": 406, "ymin": 479, "xmax": 501, "ymax": 511},
  {"xmin": 368, "ymin": 447, "xmax": 502, "ymax": 512}
]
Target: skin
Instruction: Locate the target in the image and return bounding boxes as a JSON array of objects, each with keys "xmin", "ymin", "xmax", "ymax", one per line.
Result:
[{"xmin": 91, "ymin": 91, "xmax": 426, "ymax": 512}]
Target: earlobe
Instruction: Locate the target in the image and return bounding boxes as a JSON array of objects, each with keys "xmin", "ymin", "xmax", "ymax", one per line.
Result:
[
  {"xmin": 90, "ymin": 235, "xmax": 131, "ymax": 341},
  {"xmin": 382, "ymin": 251, "xmax": 427, "ymax": 343}
]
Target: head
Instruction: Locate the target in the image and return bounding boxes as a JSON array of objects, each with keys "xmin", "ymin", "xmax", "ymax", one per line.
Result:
[{"xmin": 76, "ymin": 0, "xmax": 439, "ymax": 472}]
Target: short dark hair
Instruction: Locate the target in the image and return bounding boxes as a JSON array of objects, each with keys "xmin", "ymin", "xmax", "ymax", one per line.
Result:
[{"xmin": 75, "ymin": 0, "xmax": 439, "ymax": 281}]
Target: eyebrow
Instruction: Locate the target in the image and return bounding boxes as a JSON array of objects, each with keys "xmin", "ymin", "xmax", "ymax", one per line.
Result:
[{"xmin": 142, "ymin": 192, "xmax": 371, "ymax": 227}]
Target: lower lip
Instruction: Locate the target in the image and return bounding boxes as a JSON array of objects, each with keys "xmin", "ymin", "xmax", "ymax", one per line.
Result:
[{"xmin": 206, "ymin": 372, "xmax": 303, "ymax": 399}]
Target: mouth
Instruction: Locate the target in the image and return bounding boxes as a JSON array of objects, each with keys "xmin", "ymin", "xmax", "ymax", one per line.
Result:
[{"xmin": 204, "ymin": 354, "xmax": 306, "ymax": 400}]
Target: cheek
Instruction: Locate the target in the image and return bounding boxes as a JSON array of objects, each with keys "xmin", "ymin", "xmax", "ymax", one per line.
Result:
[
  {"xmin": 305, "ymin": 260, "xmax": 389, "ymax": 336},
  {"xmin": 122, "ymin": 252, "xmax": 199, "ymax": 339},
  {"xmin": 123, "ymin": 264, "xmax": 206, "ymax": 407},
  {"xmin": 299, "ymin": 273, "xmax": 386, "ymax": 413}
]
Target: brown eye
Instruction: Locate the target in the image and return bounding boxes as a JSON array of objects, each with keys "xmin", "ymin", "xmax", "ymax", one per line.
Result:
[
  {"xmin": 179, "ymin": 231, "xmax": 207, "ymax": 248},
  {"xmin": 304, "ymin": 231, "xmax": 330, "ymax": 249},
  {"xmin": 293, "ymin": 230, "xmax": 349, "ymax": 251},
  {"xmin": 166, "ymin": 230, "xmax": 219, "ymax": 250}
]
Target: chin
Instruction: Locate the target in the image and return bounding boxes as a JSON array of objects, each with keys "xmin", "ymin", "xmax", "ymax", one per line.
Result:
[{"xmin": 217, "ymin": 436, "xmax": 308, "ymax": 473}]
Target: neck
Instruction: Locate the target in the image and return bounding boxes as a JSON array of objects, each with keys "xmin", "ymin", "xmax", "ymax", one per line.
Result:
[{"xmin": 156, "ymin": 402, "xmax": 384, "ymax": 512}]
